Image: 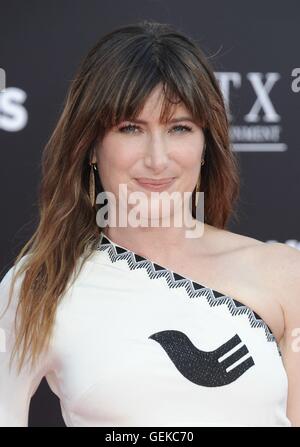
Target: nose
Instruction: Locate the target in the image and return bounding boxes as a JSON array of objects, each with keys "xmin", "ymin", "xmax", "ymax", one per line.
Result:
[{"xmin": 143, "ymin": 135, "xmax": 169, "ymax": 172}]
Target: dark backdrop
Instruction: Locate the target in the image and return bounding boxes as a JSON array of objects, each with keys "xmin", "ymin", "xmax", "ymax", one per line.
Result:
[{"xmin": 0, "ymin": 0, "xmax": 299, "ymax": 427}]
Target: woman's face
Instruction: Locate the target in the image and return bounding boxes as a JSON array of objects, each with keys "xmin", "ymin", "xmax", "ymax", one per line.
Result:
[{"xmin": 93, "ymin": 83, "xmax": 205, "ymax": 225}]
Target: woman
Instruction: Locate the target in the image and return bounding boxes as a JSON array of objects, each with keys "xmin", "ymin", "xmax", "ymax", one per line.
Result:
[{"xmin": 0, "ymin": 20, "xmax": 299, "ymax": 427}]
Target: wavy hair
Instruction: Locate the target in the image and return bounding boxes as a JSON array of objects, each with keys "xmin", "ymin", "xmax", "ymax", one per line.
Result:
[{"xmin": 1, "ymin": 20, "xmax": 240, "ymax": 373}]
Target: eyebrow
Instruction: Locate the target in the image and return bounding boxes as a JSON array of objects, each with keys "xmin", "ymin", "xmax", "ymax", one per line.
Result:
[{"xmin": 127, "ymin": 116, "xmax": 196, "ymax": 124}]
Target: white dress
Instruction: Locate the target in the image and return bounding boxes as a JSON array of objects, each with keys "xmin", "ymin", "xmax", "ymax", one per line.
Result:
[{"xmin": 0, "ymin": 231, "xmax": 292, "ymax": 427}]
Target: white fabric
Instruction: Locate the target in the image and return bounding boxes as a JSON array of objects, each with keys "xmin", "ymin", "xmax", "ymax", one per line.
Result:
[{"xmin": 0, "ymin": 232, "xmax": 292, "ymax": 426}]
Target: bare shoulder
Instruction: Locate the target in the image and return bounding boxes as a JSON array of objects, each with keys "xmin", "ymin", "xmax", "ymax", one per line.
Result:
[
  {"xmin": 257, "ymin": 242, "xmax": 300, "ymax": 333},
  {"xmin": 203, "ymin": 223, "xmax": 266, "ymax": 255},
  {"xmin": 212, "ymin": 224, "xmax": 300, "ymax": 294},
  {"xmin": 218, "ymin": 227, "xmax": 300, "ymax": 329},
  {"xmin": 203, "ymin": 225, "xmax": 299, "ymax": 337},
  {"xmin": 240, "ymin": 239, "xmax": 300, "ymax": 300}
]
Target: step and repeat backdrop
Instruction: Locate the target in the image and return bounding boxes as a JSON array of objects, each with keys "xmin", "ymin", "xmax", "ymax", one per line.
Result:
[{"xmin": 0, "ymin": 0, "xmax": 299, "ymax": 427}]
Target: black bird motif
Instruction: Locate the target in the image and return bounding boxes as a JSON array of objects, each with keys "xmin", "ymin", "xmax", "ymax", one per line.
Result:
[{"xmin": 149, "ymin": 330, "xmax": 255, "ymax": 387}]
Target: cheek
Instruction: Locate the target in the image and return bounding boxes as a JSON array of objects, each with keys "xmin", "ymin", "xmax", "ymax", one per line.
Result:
[
  {"xmin": 113, "ymin": 150, "xmax": 138, "ymax": 169},
  {"xmin": 99, "ymin": 139, "xmax": 138, "ymax": 170},
  {"xmin": 175, "ymin": 146, "xmax": 202, "ymax": 170},
  {"xmin": 97, "ymin": 144, "xmax": 137, "ymax": 190}
]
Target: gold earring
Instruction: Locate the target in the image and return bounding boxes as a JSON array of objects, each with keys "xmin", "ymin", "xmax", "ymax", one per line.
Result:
[
  {"xmin": 194, "ymin": 141, "xmax": 206, "ymax": 209},
  {"xmin": 201, "ymin": 141, "xmax": 206, "ymax": 166},
  {"xmin": 89, "ymin": 162, "xmax": 97, "ymax": 207},
  {"xmin": 194, "ymin": 176, "xmax": 201, "ymax": 209}
]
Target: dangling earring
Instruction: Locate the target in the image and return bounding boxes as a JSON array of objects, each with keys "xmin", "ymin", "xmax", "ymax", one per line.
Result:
[
  {"xmin": 194, "ymin": 142, "xmax": 206, "ymax": 209},
  {"xmin": 194, "ymin": 175, "xmax": 201, "ymax": 209},
  {"xmin": 89, "ymin": 162, "xmax": 97, "ymax": 207},
  {"xmin": 201, "ymin": 140, "xmax": 206, "ymax": 167}
]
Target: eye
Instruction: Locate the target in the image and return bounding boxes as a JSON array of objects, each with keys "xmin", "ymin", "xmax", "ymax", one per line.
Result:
[
  {"xmin": 171, "ymin": 125, "xmax": 192, "ymax": 133},
  {"xmin": 118, "ymin": 123, "xmax": 193, "ymax": 134},
  {"xmin": 118, "ymin": 124, "xmax": 140, "ymax": 134}
]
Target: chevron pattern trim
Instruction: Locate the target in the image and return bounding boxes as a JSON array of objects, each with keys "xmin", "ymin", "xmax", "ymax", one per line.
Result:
[{"xmin": 95, "ymin": 234, "xmax": 279, "ymax": 350}]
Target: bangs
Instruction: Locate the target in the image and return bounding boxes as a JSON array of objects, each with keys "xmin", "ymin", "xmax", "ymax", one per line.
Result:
[{"xmin": 98, "ymin": 41, "xmax": 210, "ymax": 130}]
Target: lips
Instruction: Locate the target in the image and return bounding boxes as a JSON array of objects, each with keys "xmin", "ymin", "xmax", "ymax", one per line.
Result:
[
  {"xmin": 137, "ymin": 177, "xmax": 174, "ymax": 185},
  {"xmin": 134, "ymin": 177, "xmax": 175, "ymax": 191}
]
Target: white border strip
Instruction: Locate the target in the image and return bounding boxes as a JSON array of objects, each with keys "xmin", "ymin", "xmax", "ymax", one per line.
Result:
[{"xmin": 233, "ymin": 143, "xmax": 287, "ymax": 152}]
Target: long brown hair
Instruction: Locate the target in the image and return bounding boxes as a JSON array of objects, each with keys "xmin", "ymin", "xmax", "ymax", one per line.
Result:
[{"xmin": 1, "ymin": 20, "xmax": 240, "ymax": 374}]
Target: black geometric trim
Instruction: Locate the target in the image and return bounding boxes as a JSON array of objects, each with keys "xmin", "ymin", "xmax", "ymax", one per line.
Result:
[{"xmin": 95, "ymin": 234, "xmax": 280, "ymax": 351}]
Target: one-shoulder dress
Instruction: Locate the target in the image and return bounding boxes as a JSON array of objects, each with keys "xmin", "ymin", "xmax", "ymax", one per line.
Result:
[{"xmin": 0, "ymin": 231, "xmax": 292, "ymax": 426}]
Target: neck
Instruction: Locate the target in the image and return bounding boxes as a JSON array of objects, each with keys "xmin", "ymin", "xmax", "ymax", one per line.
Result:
[{"xmin": 101, "ymin": 219, "xmax": 206, "ymax": 261}]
